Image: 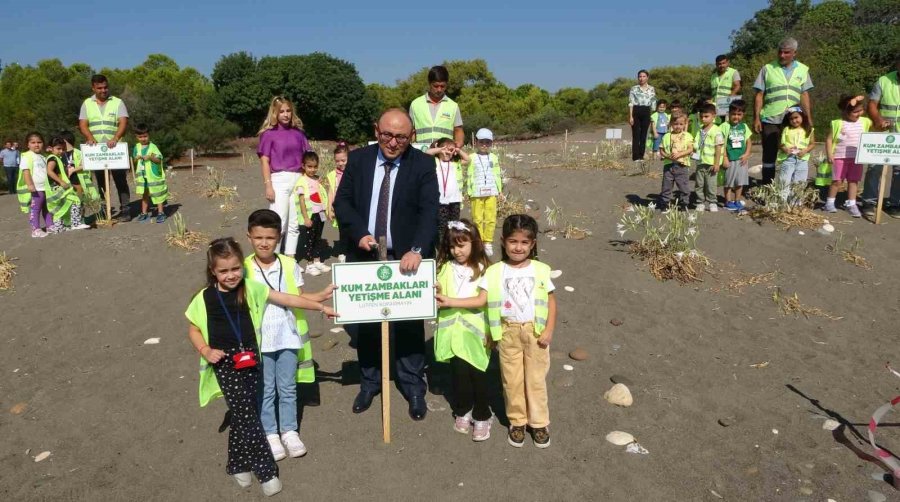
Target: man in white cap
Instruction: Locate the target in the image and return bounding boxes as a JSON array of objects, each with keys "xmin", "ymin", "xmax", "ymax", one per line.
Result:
[{"xmin": 467, "ymin": 128, "xmax": 502, "ymax": 255}]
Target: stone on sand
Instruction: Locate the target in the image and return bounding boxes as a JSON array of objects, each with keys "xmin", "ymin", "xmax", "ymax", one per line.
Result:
[
  {"xmin": 604, "ymin": 383, "xmax": 633, "ymax": 407},
  {"xmin": 822, "ymin": 419, "xmax": 840, "ymax": 431},
  {"xmin": 610, "ymin": 318, "xmax": 624, "ymax": 326},
  {"xmin": 569, "ymin": 348, "xmax": 588, "ymax": 361},
  {"xmin": 34, "ymin": 451, "xmax": 51, "ymax": 462},
  {"xmin": 605, "ymin": 431, "xmax": 635, "ymax": 445},
  {"xmin": 10, "ymin": 402, "xmax": 27, "ymax": 415},
  {"xmin": 550, "ymin": 270, "xmax": 562, "ymax": 279}
]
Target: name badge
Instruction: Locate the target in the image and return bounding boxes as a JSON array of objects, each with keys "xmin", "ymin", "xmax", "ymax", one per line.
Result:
[
  {"xmin": 501, "ymin": 299, "xmax": 515, "ymax": 317},
  {"xmin": 731, "ymin": 139, "xmax": 742, "ymax": 149},
  {"xmin": 480, "ymin": 187, "xmax": 494, "ymax": 196},
  {"xmin": 691, "ymin": 152, "xmax": 701, "ymax": 161}
]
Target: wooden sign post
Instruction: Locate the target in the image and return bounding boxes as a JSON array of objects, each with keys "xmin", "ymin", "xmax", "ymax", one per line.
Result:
[
  {"xmin": 104, "ymin": 169, "xmax": 111, "ymax": 221},
  {"xmin": 875, "ymin": 165, "xmax": 890, "ymax": 225},
  {"xmin": 377, "ymin": 236, "xmax": 391, "ymax": 443},
  {"xmin": 80, "ymin": 143, "xmax": 130, "ymax": 222}
]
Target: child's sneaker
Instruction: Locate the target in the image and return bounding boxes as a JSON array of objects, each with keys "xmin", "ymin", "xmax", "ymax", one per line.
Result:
[
  {"xmin": 31, "ymin": 229, "xmax": 48, "ymax": 238},
  {"xmin": 708, "ymin": 203, "xmax": 718, "ymax": 212},
  {"xmin": 695, "ymin": 204, "xmax": 706, "ymax": 212},
  {"xmin": 508, "ymin": 425, "xmax": 526, "ymax": 448},
  {"xmin": 473, "ymin": 418, "xmax": 492, "ymax": 442},
  {"xmin": 233, "ymin": 472, "xmax": 252, "ymax": 489},
  {"xmin": 454, "ymin": 412, "xmax": 472, "ymax": 434},
  {"xmin": 484, "ymin": 244, "xmax": 494, "ymax": 257},
  {"xmin": 314, "ymin": 261, "xmax": 331, "ymax": 273},
  {"xmin": 155, "ymin": 213, "xmax": 166, "ymax": 224},
  {"xmin": 847, "ymin": 203, "xmax": 862, "ymax": 218},
  {"xmin": 280, "ymin": 430, "xmax": 307, "ymax": 458},
  {"xmin": 136, "ymin": 213, "xmax": 150, "ymax": 223},
  {"xmin": 823, "ymin": 201, "xmax": 838, "ymax": 213},
  {"xmin": 266, "ymin": 433, "xmax": 287, "ymax": 461},
  {"xmin": 725, "ymin": 201, "xmax": 738, "ymax": 212},
  {"xmin": 305, "ymin": 265, "xmax": 321, "ymax": 276},
  {"xmin": 71, "ymin": 223, "xmax": 91, "ymax": 230},
  {"xmin": 531, "ymin": 427, "xmax": 551, "ymax": 449},
  {"xmin": 261, "ymin": 477, "xmax": 282, "ymax": 497}
]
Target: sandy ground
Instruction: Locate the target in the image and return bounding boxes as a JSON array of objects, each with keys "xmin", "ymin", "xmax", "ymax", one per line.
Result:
[{"xmin": 2, "ymin": 130, "xmax": 900, "ymax": 501}]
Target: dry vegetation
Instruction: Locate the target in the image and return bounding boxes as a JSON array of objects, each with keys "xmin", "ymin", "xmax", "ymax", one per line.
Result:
[
  {"xmin": 165, "ymin": 213, "xmax": 208, "ymax": 252},
  {"xmin": 619, "ymin": 203, "xmax": 709, "ymax": 283},
  {"xmin": 747, "ymin": 181, "xmax": 825, "ymax": 230},
  {"xmin": 826, "ymin": 231, "xmax": 872, "ymax": 270},
  {"xmin": 0, "ymin": 253, "xmax": 16, "ymax": 291},
  {"xmin": 771, "ymin": 287, "xmax": 842, "ymax": 320}
]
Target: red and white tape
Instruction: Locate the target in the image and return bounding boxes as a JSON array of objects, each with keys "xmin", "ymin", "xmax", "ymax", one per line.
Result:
[{"xmin": 868, "ymin": 363, "xmax": 900, "ymax": 478}]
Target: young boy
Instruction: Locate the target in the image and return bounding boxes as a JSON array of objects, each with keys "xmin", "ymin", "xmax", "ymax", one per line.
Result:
[
  {"xmin": 467, "ymin": 128, "xmax": 502, "ymax": 256},
  {"xmin": 132, "ymin": 124, "xmax": 168, "ymax": 223},
  {"xmin": 244, "ymin": 209, "xmax": 325, "ymax": 461},
  {"xmin": 719, "ymin": 100, "xmax": 753, "ymax": 211},
  {"xmin": 692, "ymin": 103, "xmax": 725, "ymax": 211},
  {"xmin": 658, "ymin": 113, "xmax": 694, "ymax": 210},
  {"xmin": 650, "ymin": 100, "xmax": 670, "ymax": 160}
]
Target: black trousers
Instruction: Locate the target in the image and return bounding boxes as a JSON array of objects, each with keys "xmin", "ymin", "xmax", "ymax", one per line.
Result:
[
  {"xmin": 437, "ymin": 203, "xmax": 461, "ymax": 243},
  {"xmin": 94, "ymin": 169, "xmax": 130, "ymax": 210},
  {"xmin": 354, "ymin": 319, "xmax": 426, "ymax": 399},
  {"xmin": 761, "ymin": 122, "xmax": 783, "ymax": 184},
  {"xmin": 297, "ymin": 213, "xmax": 325, "ymax": 262},
  {"xmin": 4, "ymin": 166, "xmax": 17, "ymax": 194},
  {"xmin": 213, "ymin": 347, "xmax": 279, "ymax": 482},
  {"xmin": 451, "ymin": 357, "xmax": 491, "ymax": 421},
  {"xmin": 631, "ymin": 105, "xmax": 652, "ymax": 161}
]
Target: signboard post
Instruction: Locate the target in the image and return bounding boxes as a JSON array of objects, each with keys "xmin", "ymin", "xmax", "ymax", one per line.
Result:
[
  {"xmin": 331, "ymin": 247, "xmax": 437, "ymax": 443},
  {"xmin": 81, "ymin": 143, "xmax": 130, "ymax": 221},
  {"xmin": 856, "ymin": 132, "xmax": 900, "ymax": 224}
]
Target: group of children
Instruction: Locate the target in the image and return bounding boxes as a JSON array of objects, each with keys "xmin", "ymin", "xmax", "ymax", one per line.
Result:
[
  {"xmin": 16, "ymin": 125, "xmax": 169, "ymax": 236},
  {"xmin": 652, "ymin": 94, "xmax": 872, "ymax": 217}
]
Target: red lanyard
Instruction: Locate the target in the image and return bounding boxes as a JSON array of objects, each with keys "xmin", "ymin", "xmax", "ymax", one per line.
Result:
[{"xmin": 439, "ymin": 161, "xmax": 452, "ymax": 195}]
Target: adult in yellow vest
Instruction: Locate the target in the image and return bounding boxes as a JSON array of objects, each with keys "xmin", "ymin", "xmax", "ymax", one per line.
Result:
[
  {"xmin": 711, "ymin": 55, "xmax": 741, "ymax": 122},
  {"xmin": 78, "ymin": 74, "xmax": 132, "ymax": 221},
  {"xmin": 409, "ymin": 65, "xmax": 464, "ymax": 148},
  {"xmin": 752, "ymin": 38, "xmax": 814, "ymax": 185},
  {"xmin": 862, "ymin": 55, "xmax": 900, "ymax": 218}
]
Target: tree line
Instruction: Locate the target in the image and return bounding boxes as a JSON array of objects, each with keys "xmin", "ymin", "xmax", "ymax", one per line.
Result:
[{"xmin": 0, "ymin": 0, "xmax": 895, "ymax": 160}]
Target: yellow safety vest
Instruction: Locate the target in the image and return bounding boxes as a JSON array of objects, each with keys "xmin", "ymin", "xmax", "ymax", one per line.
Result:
[
  {"xmin": 877, "ymin": 71, "xmax": 900, "ymax": 132},
  {"xmin": 44, "ymin": 154, "xmax": 80, "ymax": 220},
  {"xmin": 693, "ymin": 124, "xmax": 723, "ymax": 166},
  {"xmin": 325, "ymin": 169, "xmax": 340, "ymax": 228},
  {"xmin": 70, "ymin": 149, "xmax": 100, "ymax": 202},
  {"xmin": 661, "ymin": 131, "xmax": 694, "ymax": 167},
  {"xmin": 82, "ymin": 96, "xmax": 124, "ymax": 142},
  {"xmin": 711, "ymin": 67, "xmax": 737, "ymax": 99},
  {"xmin": 293, "ymin": 175, "xmax": 328, "ymax": 218},
  {"xmin": 760, "ymin": 62, "xmax": 810, "ymax": 120},
  {"xmin": 133, "ymin": 143, "xmax": 168, "ymax": 205},
  {"xmin": 484, "ymin": 261, "xmax": 552, "ymax": 341},
  {"xmin": 410, "ymin": 94, "xmax": 458, "ymax": 144},
  {"xmin": 815, "ymin": 118, "xmax": 872, "ymax": 186},
  {"xmin": 434, "ymin": 263, "xmax": 491, "ymax": 371},
  {"xmin": 15, "ymin": 151, "xmax": 39, "ymax": 214},
  {"xmin": 466, "ymin": 153, "xmax": 502, "ymax": 198},
  {"xmin": 777, "ymin": 127, "xmax": 814, "ymax": 162},
  {"xmin": 243, "ymin": 254, "xmax": 316, "ymax": 384}
]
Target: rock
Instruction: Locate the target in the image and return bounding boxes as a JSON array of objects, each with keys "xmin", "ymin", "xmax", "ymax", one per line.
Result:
[
  {"xmin": 143, "ymin": 337, "xmax": 160, "ymax": 345},
  {"xmin": 772, "ymin": 429, "xmax": 779, "ymax": 435},
  {"xmin": 605, "ymin": 431, "xmax": 635, "ymax": 445},
  {"xmin": 718, "ymin": 416, "xmax": 737, "ymax": 427},
  {"xmin": 822, "ymin": 223, "xmax": 835, "ymax": 233},
  {"xmin": 610, "ymin": 374, "xmax": 634, "ymax": 386},
  {"xmin": 610, "ymin": 318, "xmax": 624, "ymax": 326},
  {"xmin": 550, "ymin": 270, "xmax": 563, "ymax": 279},
  {"xmin": 10, "ymin": 402, "xmax": 27, "ymax": 415},
  {"xmin": 329, "ymin": 327, "xmax": 344, "ymax": 333},
  {"xmin": 564, "ymin": 286, "xmax": 575, "ymax": 292},
  {"xmin": 568, "ymin": 348, "xmax": 588, "ymax": 361},
  {"xmin": 822, "ymin": 419, "xmax": 840, "ymax": 431},
  {"xmin": 604, "ymin": 383, "xmax": 633, "ymax": 407},
  {"xmin": 321, "ymin": 339, "xmax": 338, "ymax": 351},
  {"xmin": 867, "ymin": 490, "xmax": 887, "ymax": 502},
  {"xmin": 34, "ymin": 451, "xmax": 51, "ymax": 462},
  {"xmin": 562, "ymin": 364, "xmax": 574, "ymax": 371}
]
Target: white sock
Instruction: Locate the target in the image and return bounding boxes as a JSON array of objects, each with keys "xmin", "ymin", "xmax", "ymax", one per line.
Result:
[
  {"xmin": 826, "ymin": 198, "xmax": 836, "ymax": 204},
  {"xmin": 846, "ymin": 199, "xmax": 857, "ymax": 206}
]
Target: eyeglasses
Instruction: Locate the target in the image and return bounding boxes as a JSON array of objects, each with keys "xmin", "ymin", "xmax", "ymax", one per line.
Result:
[{"xmin": 378, "ymin": 132, "xmax": 411, "ymax": 145}]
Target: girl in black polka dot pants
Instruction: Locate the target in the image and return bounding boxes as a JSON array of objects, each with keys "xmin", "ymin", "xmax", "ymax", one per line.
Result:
[{"xmin": 214, "ymin": 347, "xmax": 279, "ymax": 484}]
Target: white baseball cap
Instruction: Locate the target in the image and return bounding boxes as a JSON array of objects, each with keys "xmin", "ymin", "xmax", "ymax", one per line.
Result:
[{"xmin": 475, "ymin": 128, "xmax": 493, "ymax": 141}]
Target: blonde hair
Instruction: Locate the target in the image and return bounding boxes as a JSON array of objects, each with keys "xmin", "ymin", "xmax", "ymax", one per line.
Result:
[{"xmin": 257, "ymin": 96, "xmax": 304, "ymax": 135}]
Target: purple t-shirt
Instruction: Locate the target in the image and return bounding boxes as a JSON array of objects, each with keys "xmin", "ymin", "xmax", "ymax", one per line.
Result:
[{"xmin": 257, "ymin": 125, "xmax": 311, "ymax": 173}]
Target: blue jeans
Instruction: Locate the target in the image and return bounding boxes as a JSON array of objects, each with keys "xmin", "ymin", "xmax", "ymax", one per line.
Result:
[
  {"xmin": 4, "ymin": 166, "xmax": 17, "ymax": 193},
  {"xmin": 260, "ymin": 349, "xmax": 299, "ymax": 435},
  {"xmin": 779, "ymin": 156, "xmax": 808, "ymax": 186},
  {"xmin": 861, "ymin": 165, "xmax": 900, "ymax": 206}
]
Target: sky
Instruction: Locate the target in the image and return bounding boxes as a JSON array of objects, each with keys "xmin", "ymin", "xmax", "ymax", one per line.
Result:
[{"xmin": 0, "ymin": 0, "xmax": 770, "ymax": 91}]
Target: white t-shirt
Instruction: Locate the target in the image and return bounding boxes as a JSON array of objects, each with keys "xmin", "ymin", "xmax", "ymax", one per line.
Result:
[
  {"xmin": 21, "ymin": 153, "xmax": 48, "ymax": 190},
  {"xmin": 471, "ymin": 154, "xmax": 498, "ymax": 197},
  {"xmin": 448, "ymin": 261, "xmax": 481, "ymax": 298},
  {"xmin": 479, "ymin": 262, "xmax": 555, "ymax": 322},
  {"xmin": 247, "ymin": 256, "xmax": 305, "ymax": 353},
  {"xmin": 436, "ymin": 160, "xmax": 462, "ymax": 204}
]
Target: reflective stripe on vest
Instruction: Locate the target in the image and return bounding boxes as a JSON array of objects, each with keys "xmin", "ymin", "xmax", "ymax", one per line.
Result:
[
  {"xmin": 434, "ymin": 263, "xmax": 491, "ymax": 370},
  {"xmin": 83, "ymin": 96, "xmax": 123, "ymax": 141},
  {"xmin": 711, "ymin": 68, "xmax": 736, "ymax": 98},
  {"xmin": 694, "ymin": 124, "xmax": 722, "ymax": 165},
  {"xmin": 761, "ymin": 62, "xmax": 809, "ymax": 119},
  {"xmin": 484, "ymin": 261, "xmax": 551, "ymax": 341},
  {"xmin": 410, "ymin": 95, "xmax": 458, "ymax": 144},
  {"xmin": 777, "ymin": 127, "xmax": 814, "ymax": 162},
  {"xmin": 134, "ymin": 144, "xmax": 168, "ymax": 203}
]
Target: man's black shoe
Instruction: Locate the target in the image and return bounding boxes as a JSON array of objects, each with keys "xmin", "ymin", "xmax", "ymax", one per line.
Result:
[
  {"xmin": 352, "ymin": 390, "xmax": 379, "ymax": 414},
  {"xmin": 408, "ymin": 396, "xmax": 427, "ymax": 421}
]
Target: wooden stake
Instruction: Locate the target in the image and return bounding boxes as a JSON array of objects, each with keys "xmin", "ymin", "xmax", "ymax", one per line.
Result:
[
  {"xmin": 875, "ymin": 164, "xmax": 890, "ymax": 224},
  {"xmin": 564, "ymin": 129, "xmax": 569, "ymax": 162},
  {"xmin": 378, "ymin": 236, "xmax": 390, "ymax": 443},
  {"xmin": 191, "ymin": 148, "xmax": 195, "ymax": 176},
  {"xmin": 104, "ymin": 169, "xmax": 111, "ymax": 221}
]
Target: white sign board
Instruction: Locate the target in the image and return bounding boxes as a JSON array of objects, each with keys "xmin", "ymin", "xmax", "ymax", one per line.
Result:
[
  {"xmin": 605, "ymin": 128, "xmax": 622, "ymax": 140},
  {"xmin": 80, "ymin": 143, "xmax": 130, "ymax": 171},
  {"xmin": 856, "ymin": 133, "xmax": 900, "ymax": 166},
  {"xmin": 332, "ymin": 259, "xmax": 436, "ymax": 324},
  {"xmin": 716, "ymin": 96, "xmax": 739, "ymax": 116}
]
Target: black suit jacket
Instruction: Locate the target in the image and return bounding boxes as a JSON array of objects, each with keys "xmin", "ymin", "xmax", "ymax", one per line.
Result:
[{"xmin": 333, "ymin": 144, "xmax": 439, "ymax": 262}]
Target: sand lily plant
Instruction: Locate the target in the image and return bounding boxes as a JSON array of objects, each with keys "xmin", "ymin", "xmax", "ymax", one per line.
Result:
[{"xmin": 618, "ymin": 203, "xmax": 707, "ymax": 282}]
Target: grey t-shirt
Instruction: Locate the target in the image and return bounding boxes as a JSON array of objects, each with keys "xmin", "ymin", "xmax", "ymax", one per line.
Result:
[
  {"xmin": 78, "ymin": 96, "xmax": 129, "ymax": 121},
  {"xmin": 753, "ymin": 63, "xmax": 814, "ymax": 124},
  {"xmin": 870, "ymin": 80, "xmax": 884, "ymax": 101}
]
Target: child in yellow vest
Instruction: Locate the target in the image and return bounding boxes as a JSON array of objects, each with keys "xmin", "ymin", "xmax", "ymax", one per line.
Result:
[
  {"xmin": 778, "ymin": 107, "xmax": 816, "ymax": 204},
  {"xmin": 185, "ymin": 237, "xmax": 337, "ymax": 496},
  {"xmin": 649, "ymin": 100, "xmax": 670, "ymax": 160},
  {"xmin": 17, "ymin": 132, "xmax": 51, "ymax": 238},
  {"xmin": 133, "ymin": 124, "xmax": 168, "ymax": 223},
  {"xmin": 720, "ymin": 100, "xmax": 753, "ymax": 211},
  {"xmin": 692, "ymin": 103, "xmax": 725, "ymax": 211},
  {"xmin": 293, "ymin": 151, "xmax": 330, "ymax": 276},
  {"xmin": 426, "ymin": 137, "xmax": 470, "ymax": 237},
  {"xmin": 467, "ymin": 128, "xmax": 502, "ymax": 256},
  {"xmin": 245, "ymin": 209, "xmax": 326, "ymax": 461},
  {"xmin": 433, "ymin": 219, "xmax": 493, "ymax": 441},
  {"xmin": 823, "ymin": 96, "xmax": 870, "ymax": 216},
  {"xmin": 46, "ymin": 137, "xmax": 90, "ymax": 233},
  {"xmin": 437, "ymin": 214, "xmax": 558, "ymax": 448},
  {"xmin": 658, "ymin": 113, "xmax": 694, "ymax": 210}
]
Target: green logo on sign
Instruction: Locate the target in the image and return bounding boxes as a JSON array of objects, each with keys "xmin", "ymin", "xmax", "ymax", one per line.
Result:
[
  {"xmin": 100, "ymin": 145, "xmax": 108, "ymax": 152},
  {"xmin": 377, "ymin": 265, "xmax": 392, "ymax": 281},
  {"xmin": 887, "ymin": 135, "xmax": 896, "ymax": 144},
  {"xmin": 381, "ymin": 307, "xmax": 391, "ymax": 318}
]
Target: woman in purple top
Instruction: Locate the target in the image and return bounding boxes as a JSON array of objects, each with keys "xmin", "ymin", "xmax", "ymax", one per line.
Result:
[{"xmin": 258, "ymin": 97, "xmax": 312, "ymax": 258}]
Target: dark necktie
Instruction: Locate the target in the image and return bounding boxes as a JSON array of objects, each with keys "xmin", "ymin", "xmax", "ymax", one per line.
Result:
[{"xmin": 374, "ymin": 161, "xmax": 394, "ymax": 241}]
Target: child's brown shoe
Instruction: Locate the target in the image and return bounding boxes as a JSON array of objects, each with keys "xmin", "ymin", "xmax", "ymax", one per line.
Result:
[
  {"xmin": 531, "ymin": 427, "xmax": 551, "ymax": 448},
  {"xmin": 508, "ymin": 425, "xmax": 526, "ymax": 448}
]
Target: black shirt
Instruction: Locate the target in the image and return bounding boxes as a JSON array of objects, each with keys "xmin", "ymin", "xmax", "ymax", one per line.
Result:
[{"xmin": 204, "ymin": 286, "xmax": 257, "ymax": 351}]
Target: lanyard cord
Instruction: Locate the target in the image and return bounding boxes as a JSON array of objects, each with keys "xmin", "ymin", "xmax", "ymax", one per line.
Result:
[
  {"xmin": 477, "ymin": 155, "xmax": 490, "ymax": 186},
  {"xmin": 254, "ymin": 256, "xmax": 289, "ymax": 312},
  {"xmin": 439, "ymin": 160, "xmax": 451, "ymax": 195},
  {"xmin": 215, "ymin": 288, "xmax": 245, "ymax": 350}
]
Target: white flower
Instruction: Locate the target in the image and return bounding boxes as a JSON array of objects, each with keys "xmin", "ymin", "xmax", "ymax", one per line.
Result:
[
  {"xmin": 648, "ymin": 202, "xmax": 657, "ymax": 210},
  {"xmin": 617, "ymin": 230, "xmax": 626, "ymax": 237},
  {"xmin": 687, "ymin": 227, "xmax": 697, "ymax": 236},
  {"xmin": 616, "ymin": 223, "xmax": 625, "ymax": 230},
  {"xmin": 219, "ymin": 204, "xmax": 225, "ymax": 209},
  {"xmin": 675, "ymin": 252, "xmax": 684, "ymax": 260},
  {"xmin": 206, "ymin": 165, "xmax": 213, "ymax": 172},
  {"xmin": 232, "ymin": 185, "xmax": 238, "ymax": 191},
  {"xmin": 626, "ymin": 206, "xmax": 635, "ymax": 213},
  {"xmin": 687, "ymin": 213, "xmax": 697, "ymax": 223},
  {"xmin": 689, "ymin": 250, "xmax": 699, "ymax": 258}
]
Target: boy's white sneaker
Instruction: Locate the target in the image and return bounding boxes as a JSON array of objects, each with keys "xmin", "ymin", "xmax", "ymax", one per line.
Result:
[
  {"xmin": 306, "ymin": 265, "xmax": 321, "ymax": 276},
  {"xmin": 484, "ymin": 244, "xmax": 494, "ymax": 257},
  {"xmin": 266, "ymin": 433, "xmax": 287, "ymax": 461},
  {"xmin": 314, "ymin": 261, "xmax": 331, "ymax": 273},
  {"xmin": 31, "ymin": 229, "xmax": 48, "ymax": 238},
  {"xmin": 233, "ymin": 472, "xmax": 252, "ymax": 489},
  {"xmin": 708, "ymin": 203, "xmax": 718, "ymax": 212},
  {"xmin": 261, "ymin": 477, "xmax": 282, "ymax": 497},
  {"xmin": 71, "ymin": 223, "xmax": 91, "ymax": 230},
  {"xmin": 281, "ymin": 430, "xmax": 307, "ymax": 458},
  {"xmin": 695, "ymin": 204, "xmax": 706, "ymax": 212}
]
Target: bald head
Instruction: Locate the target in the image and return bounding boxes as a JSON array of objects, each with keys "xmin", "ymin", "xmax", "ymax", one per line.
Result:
[{"xmin": 375, "ymin": 108, "xmax": 414, "ymax": 160}]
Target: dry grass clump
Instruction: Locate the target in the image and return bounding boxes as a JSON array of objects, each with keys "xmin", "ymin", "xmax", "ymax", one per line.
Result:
[
  {"xmin": 0, "ymin": 253, "xmax": 16, "ymax": 291},
  {"xmin": 165, "ymin": 213, "xmax": 208, "ymax": 252},
  {"xmin": 563, "ymin": 223, "xmax": 592, "ymax": 240},
  {"xmin": 771, "ymin": 287, "xmax": 842, "ymax": 320},
  {"xmin": 201, "ymin": 166, "xmax": 239, "ymax": 199},
  {"xmin": 619, "ymin": 203, "xmax": 709, "ymax": 283},
  {"xmin": 748, "ymin": 181, "xmax": 824, "ymax": 229},
  {"xmin": 727, "ymin": 271, "xmax": 777, "ymax": 292},
  {"xmin": 497, "ymin": 193, "xmax": 527, "ymax": 220},
  {"xmin": 81, "ymin": 197, "xmax": 115, "ymax": 228},
  {"xmin": 826, "ymin": 231, "xmax": 872, "ymax": 270}
]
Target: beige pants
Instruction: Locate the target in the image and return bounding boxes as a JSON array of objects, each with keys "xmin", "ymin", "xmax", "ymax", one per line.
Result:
[{"xmin": 499, "ymin": 321, "xmax": 550, "ymax": 428}]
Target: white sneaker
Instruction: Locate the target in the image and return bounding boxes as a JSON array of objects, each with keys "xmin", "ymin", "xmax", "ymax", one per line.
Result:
[
  {"xmin": 31, "ymin": 229, "xmax": 48, "ymax": 238},
  {"xmin": 708, "ymin": 203, "xmax": 718, "ymax": 212},
  {"xmin": 484, "ymin": 244, "xmax": 494, "ymax": 257},
  {"xmin": 305, "ymin": 265, "xmax": 321, "ymax": 276},
  {"xmin": 71, "ymin": 223, "xmax": 91, "ymax": 230},
  {"xmin": 338, "ymin": 254, "xmax": 346, "ymax": 263},
  {"xmin": 314, "ymin": 261, "xmax": 331, "ymax": 273},
  {"xmin": 695, "ymin": 204, "xmax": 706, "ymax": 212},
  {"xmin": 233, "ymin": 472, "xmax": 252, "ymax": 489},
  {"xmin": 261, "ymin": 477, "xmax": 283, "ymax": 497},
  {"xmin": 281, "ymin": 430, "xmax": 307, "ymax": 458},
  {"xmin": 266, "ymin": 433, "xmax": 286, "ymax": 461}
]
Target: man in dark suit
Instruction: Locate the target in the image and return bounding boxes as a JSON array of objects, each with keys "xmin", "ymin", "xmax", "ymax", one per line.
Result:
[{"xmin": 333, "ymin": 108, "xmax": 439, "ymax": 421}]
